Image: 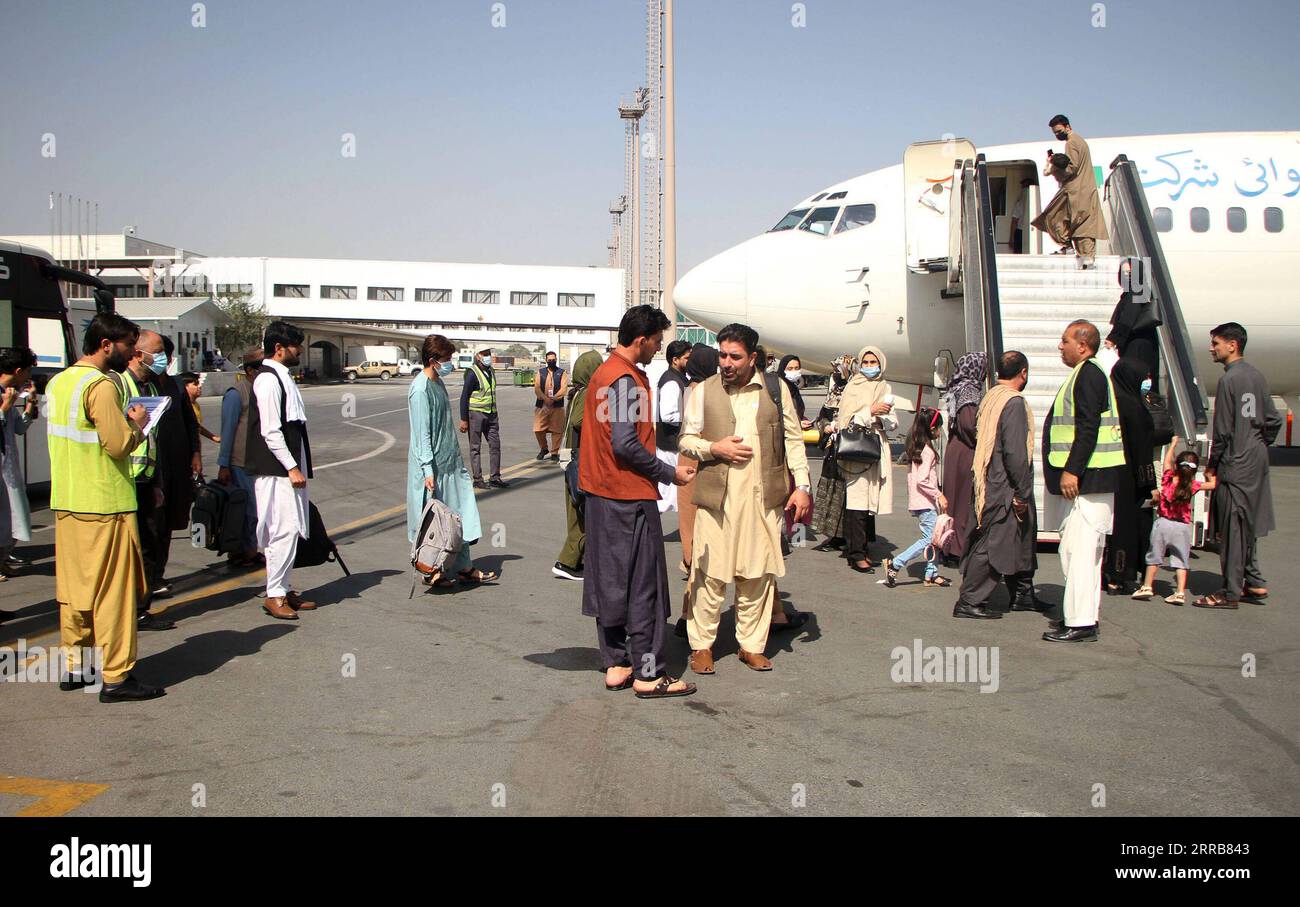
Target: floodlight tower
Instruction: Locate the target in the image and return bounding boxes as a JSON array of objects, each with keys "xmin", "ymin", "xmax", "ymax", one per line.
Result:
[{"xmin": 619, "ymin": 88, "xmax": 648, "ymax": 308}]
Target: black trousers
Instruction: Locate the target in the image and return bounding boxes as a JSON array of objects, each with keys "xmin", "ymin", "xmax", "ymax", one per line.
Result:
[
  {"xmin": 135, "ymin": 482, "xmax": 171, "ymax": 614},
  {"xmin": 959, "ymin": 522, "xmax": 1035, "ymax": 607},
  {"xmin": 468, "ymin": 411, "xmax": 501, "ymax": 481},
  {"xmin": 843, "ymin": 510, "xmax": 876, "ymax": 562}
]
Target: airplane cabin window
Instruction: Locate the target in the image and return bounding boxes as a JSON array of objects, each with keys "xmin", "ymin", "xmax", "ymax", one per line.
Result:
[
  {"xmin": 1153, "ymin": 207, "xmax": 1173, "ymax": 232},
  {"xmin": 771, "ymin": 208, "xmax": 810, "ymax": 232},
  {"xmin": 1189, "ymin": 207, "xmax": 1210, "ymax": 233},
  {"xmin": 1227, "ymin": 207, "xmax": 1247, "ymax": 233},
  {"xmin": 834, "ymin": 203, "xmax": 877, "ymax": 234},
  {"xmin": 798, "ymin": 206, "xmax": 840, "ymax": 236},
  {"xmin": 1265, "ymin": 207, "xmax": 1284, "ymax": 233}
]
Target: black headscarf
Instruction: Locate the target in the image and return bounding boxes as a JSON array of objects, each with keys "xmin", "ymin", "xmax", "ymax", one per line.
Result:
[
  {"xmin": 777, "ymin": 354, "xmax": 806, "ymax": 421},
  {"xmin": 1110, "ymin": 356, "xmax": 1156, "ymax": 495},
  {"xmin": 685, "ymin": 344, "xmax": 719, "ymax": 384}
]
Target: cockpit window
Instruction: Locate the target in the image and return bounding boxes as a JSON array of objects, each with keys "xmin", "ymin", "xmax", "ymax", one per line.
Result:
[
  {"xmin": 770, "ymin": 208, "xmax": 810, "ymax": 232},
  {"xmin": 798, "ymin": 206, "xmax": 840, "ymax": 236},
  {"xmin": 827, "ymin": 191, "xmax": 848, "ymax": 200},
  {"xmin": 810, "ymin": 193, "xmax": 827, "ymax": 202},
  {"xmin": 834, "ymin": 203, "xmax": 877, "ymax": 234}
]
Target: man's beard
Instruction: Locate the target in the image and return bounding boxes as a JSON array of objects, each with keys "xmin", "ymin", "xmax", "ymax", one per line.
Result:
[
  {"xmin": 282, "ymin": 353, "xmax": 301, "ymax": 367},
  {"xmin": 107, "ymin": 350, "xmax": 130, "ymax": 372}
]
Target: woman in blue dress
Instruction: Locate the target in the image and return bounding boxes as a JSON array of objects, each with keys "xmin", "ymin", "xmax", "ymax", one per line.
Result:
[{"xmin": 407, "ymin": 334, "xmax": 496, "ymax": 587}]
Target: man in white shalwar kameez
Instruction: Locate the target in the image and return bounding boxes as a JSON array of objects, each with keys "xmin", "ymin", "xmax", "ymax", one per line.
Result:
[{"xmin": 246, "ymin": 321, "xmax": 314, "ymax": 620}]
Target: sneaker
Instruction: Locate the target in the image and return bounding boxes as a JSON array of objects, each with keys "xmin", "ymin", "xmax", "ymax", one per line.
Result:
[
  {"xmin": 549, "ymin": 454, "xmax": 559, "ymax": 463},
  {"xmin": 535, "ymin": 450, "xmax": 548, "ymax": 461},
  {"xmin": 552, "ymin": 561, "xmax": 583, "ymax": 581},
  {"xmin": 489, "ymin": 478, "xmax": 511, "ymax": 489},
  {"xmin": 137, "ymin": 611, "xmax": 176, "ymax": 631}
]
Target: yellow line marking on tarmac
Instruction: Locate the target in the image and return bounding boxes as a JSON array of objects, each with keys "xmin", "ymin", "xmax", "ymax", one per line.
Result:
[
  {"xmin": 0, "ymin": 775, "xmax": 110, "ymax": 817},
  {"xmin": 1, "ymin": 456, "xmax": 556, "ymax": 650}
]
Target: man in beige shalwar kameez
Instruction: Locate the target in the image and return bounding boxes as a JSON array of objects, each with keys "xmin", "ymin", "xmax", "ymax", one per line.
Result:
[
  {"xmin": 532, "ymin": 352, "xmax": 567, "ymax": 460},
  {"xmin": 679, "ymin": 324, "xmax": 811, "ymax": 674},
  {"xmin": 1038, "ymin": 114, "xmax": 1108, "ymax": 267}
]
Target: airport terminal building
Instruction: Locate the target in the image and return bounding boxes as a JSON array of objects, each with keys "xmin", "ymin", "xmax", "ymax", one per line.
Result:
[{"xmin": 0, "ymin": 233, "xmax": 626, "ymax": 377}]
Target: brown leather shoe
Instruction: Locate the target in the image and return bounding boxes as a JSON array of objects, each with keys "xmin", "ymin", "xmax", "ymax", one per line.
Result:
[
  {"xmin": 689, "ymin": 649, "xmax": 715, "ymax": 675},
  {"xmin": 287, "ymin": 591, "xmax": 317, "ymax": 611},
  {"xmin": 738, "ymin": 650, "xmax": 772, "ymax": 671},
  {"xmin": 263, "ymin": 597, "xmax": 299, "ymax": 620}
]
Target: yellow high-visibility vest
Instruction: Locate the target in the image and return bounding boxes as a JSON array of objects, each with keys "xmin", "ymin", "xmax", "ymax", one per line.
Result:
[
  {"xmin": 467, "ymin": 361, "xmax": 497, "ymax": 414},
  {"xmin": 45, "ymin": 364, "xmax": 138, "ymax": 514},
  {"xmin": 1047, "ymin": 359, "xmax": 1126, "ymax": 469},
  {"xmin": 116, "ymin": 369, "xmax": 156, "ymax": 481}
]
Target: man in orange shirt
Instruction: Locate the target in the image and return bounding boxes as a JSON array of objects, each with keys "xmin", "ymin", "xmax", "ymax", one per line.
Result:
[{"xmin": 579, "ymin": 305, "xmax": 697, "ymax": 700}]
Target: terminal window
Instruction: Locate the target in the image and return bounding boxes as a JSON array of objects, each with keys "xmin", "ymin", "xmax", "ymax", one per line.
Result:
[
  {"xmin": 216, "ymin": 283, "xmax": 254, "ymax": 297},
  {"xmin": 416, "ymin": 288, "xmax": 451, "ymax": 303},
  {"xmin": 559, "ymin": 293, "xmax": 595, "ymax": 308},
  {"xmin": 322, "ymin": 285, "xmax": 357, "ymax": 300},
  {"xmin": 511, "ymin": 291, "xmax": 546, "ymax": 306},
  {"xmin": 274, "ymin": 284, "xmax": 310, "ymax": 298},
  {"xmin": 464, "ymin": 290, "xmax": 499, "ymax": 305},
  {"xmin": 1265, "ymin": 207, "xmax": 1284, "ymax": 233},
  {"xmin": 368, "ymin": 287, "xmax": 404, "ymax": 301}
]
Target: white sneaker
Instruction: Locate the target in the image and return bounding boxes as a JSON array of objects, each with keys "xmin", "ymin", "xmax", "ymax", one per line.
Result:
[{"xmin": 552, "ymin": 562, "xmax": 583, "ymax": 581}]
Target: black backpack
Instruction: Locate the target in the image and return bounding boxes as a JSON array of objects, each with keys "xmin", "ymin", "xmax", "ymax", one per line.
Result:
[
  {"xmin": 190, "ymin": 481, "xmax": 249, "ymax": 556},
  {"xmin": 293, "ymin": 501, "xmax": 351, "ymax": 576}
]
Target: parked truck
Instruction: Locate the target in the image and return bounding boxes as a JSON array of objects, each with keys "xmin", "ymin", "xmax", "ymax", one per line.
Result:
[{"xmin": 344, "ymin": 345, "xmax": 403, "ymax": 382}]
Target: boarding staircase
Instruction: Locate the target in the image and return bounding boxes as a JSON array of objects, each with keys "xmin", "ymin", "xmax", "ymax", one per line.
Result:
[{"xmin": 951, "ymin": 155, "xmax": 1210, "ymax": 540}]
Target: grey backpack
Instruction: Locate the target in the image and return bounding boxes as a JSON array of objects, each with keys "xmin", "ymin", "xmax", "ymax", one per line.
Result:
[{"xmin": 409, "ymin": 497, "xmax": 464, "ymax": 597}]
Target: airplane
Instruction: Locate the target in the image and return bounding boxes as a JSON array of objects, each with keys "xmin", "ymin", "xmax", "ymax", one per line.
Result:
[{"xmin": 673, "ymin": 131, "xmax": 1300, "ymax": 399}]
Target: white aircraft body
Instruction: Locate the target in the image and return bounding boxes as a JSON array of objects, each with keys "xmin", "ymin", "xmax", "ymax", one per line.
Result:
[{"xmin": 673, "ymin": 131, "xmax": 1300, "ymax": 396}]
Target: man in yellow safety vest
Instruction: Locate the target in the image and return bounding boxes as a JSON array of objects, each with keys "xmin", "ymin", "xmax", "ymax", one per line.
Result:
[
  {"xmin": 46, "ymin": 312, "xmax": 165, "ymax": 701},
  {"xmin": 1041, "ymin": 319, "xmax": 1126, "ymax": 643}
]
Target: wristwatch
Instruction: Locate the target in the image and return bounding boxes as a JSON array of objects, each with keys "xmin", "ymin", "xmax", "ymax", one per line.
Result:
[{"xmin": 796, "ymin": 484, "xmax": 811, "ymax": 494}]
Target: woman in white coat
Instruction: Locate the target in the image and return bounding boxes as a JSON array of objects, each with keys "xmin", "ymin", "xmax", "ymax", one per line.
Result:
[{"xmin": 832, "ymin": 345, "xmax": 896, "ymax": 573}]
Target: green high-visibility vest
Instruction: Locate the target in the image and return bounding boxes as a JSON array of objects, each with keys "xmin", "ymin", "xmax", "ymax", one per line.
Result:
[
  {"xmin": 116, "ymin": 369, "xmax": 157, "ymax": 481},
  {"xmin": 1047, "ymin": 359, "xmax": 1126, "ymax": 469},
  {"xmin": 45, "ymin": 364, "xmax": 138, "ymax": 514},
  {"xmin": 468, "ymin": 361, "xmax": 497, "ymax": 414}
]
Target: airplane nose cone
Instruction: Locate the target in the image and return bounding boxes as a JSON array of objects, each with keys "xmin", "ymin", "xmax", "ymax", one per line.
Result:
[{"xmin": 673, "ymin": 247, "xmax": 746, "ymax": 328}]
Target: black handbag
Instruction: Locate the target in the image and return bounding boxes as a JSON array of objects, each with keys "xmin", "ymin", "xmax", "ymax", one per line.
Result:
[
  {"xmin": 1144, "ymin": 391, "xmax": 1175, "ymax": 446},
  {"xmin": 834, "ymin": 424, "xmax": 882, "ymax": 463}
]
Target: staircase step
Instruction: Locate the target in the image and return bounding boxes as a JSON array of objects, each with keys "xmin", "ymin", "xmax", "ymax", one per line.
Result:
[{"xmin": 995, "ymin": 253, "xmax": 1124, "ymax": 271}]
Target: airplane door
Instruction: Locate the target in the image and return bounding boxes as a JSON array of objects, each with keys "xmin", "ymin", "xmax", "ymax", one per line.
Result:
[{"xmin": 904, "ymin": 138, "xmax": 975, "ymax": 273}]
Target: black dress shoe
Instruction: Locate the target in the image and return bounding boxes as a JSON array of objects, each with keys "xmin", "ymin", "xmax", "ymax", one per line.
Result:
[
  {"xmin": 473, "ymin": 479, "xmax": 488, "ymax": 489},
  {"xmin": 953, "ymin": 601, "xmax": 1003, "ymax": 620},
  {"xmin": 1042, "ymin": 624, "xmax": 1099, "ymax": 643},
  {"xmin": 770, "ymin": 612, "xmax": 810, "ymax": 632},
  {"xmin": 6, "ymin": 553, "xmax": 30, "ymax": 566},
  {"xmin": 535, "ymin": 450, "xmax": 548, "ymax": 460},
  {"xmin": 152, "ymin": 583, "xmax": 173, "ymax": 599},
  {"xmin": 59, "ymin": 673, "xmax": 92, "ymax": 691},
  {"xmin": 489, "ymin": 478, "xmax": 511, "ymax": 489},
  {"xmin": 137, "ymin": 611, "xmax": 176, "ymax": 631},
  {"xmin": 1010, "ymin": 594, "xmax": 1051, "ymax": 613},
  {"xmin": 812, "ymin": 538, "xmax": 845, "ymax": 552},
  {"xmin": 99, "ymin": 674, "xmax": 166, "ymax": 703}
]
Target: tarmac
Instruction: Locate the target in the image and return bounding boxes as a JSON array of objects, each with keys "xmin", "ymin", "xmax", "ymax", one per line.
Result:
[{"xmin": 1, "ymin": 375, "xmax": 1297, "ymax": 816}]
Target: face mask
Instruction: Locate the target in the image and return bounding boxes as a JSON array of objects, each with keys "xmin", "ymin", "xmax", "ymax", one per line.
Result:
[
  {"xmin": 479, "ymin": 355, "xmax": 492, "ymax": 365},
  {"xmin": 785, "ymin": 369, "xmax": 802, "ymax": 382},
  {"xmin": 1177, "ymin": 460, "xmax": 1198, "ymax": 471},
  {"xmin": 546, "ymin": 360, "xmax": 557, "ymax": 368},
  {"xmin": 1140, "ymin": 378, "xmax": 1152, "ymax": 394},
  {"xmin": 438, "ymin": 360, "xmax": 456, "ymax": 377},
  {"xmin": 861, "ymin": 366, "xmax": 881, "ymax": 379},
  {"xmin": 149, "ymin": 351, "xmax": 169, "ymax": 375},
  {"xmin": 1053, "ymin": 130, "xmax": 1068, "ymax": 140}
]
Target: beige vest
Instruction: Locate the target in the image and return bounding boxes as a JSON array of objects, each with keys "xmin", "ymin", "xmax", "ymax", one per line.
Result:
[
  {"xmin": 229, "ymin": 379, "xmax": 252, "ymax": 470},
  {"xmin": 693, "ymin": 373, "xmax": 789, "ymax": 513}
]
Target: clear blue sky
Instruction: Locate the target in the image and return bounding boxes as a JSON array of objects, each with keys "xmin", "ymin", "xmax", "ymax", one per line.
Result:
[{"xmin": 2, "ymin": 0, "xmax": 1295, "ymax": 273}]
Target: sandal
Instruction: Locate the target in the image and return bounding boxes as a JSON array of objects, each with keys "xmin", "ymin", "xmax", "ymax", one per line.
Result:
[
  {"xmin": 850, "ymin": 560, "xmax": 875, "ymax": 574},
  {"xmin": 1165, "ymin": 591, "xmax": 1186, "ymax": 606},
  {"xmin": 1192, "ymin": 592, "xmax": 1239, "ymax": 610},
  {"xmin": 1244, "ymin": 587, "xmax": 1269, "ymax": 601},
  {"xmin": 634, "ymin": 675, "xmax": 697, "ymax": 699},
  {"xmin": 1131, "ymin": 585, "xmax": 1154, "ymax": 600},
  {"xmin": 924, "ymin": 575, "xmax": 951, "ymax": 588},
  {"xmin": 432, "ymin": 576, "xmax": 458, "ymax": 588},
  {"xmin": 458, "ymin": 568, "xmax": 499, "ymax": 585},
  {"xmin": 604, "ymin": 672, "xmax": 635, "ymax": 692},
  {"xmin": 884, "ymin": 563, "xmax": 899, "ymax": 588}
]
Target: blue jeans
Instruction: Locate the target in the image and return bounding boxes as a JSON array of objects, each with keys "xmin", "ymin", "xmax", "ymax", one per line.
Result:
[{"xmin": 892, "ymin": 509, "xmax": 938, "ymax": 579}]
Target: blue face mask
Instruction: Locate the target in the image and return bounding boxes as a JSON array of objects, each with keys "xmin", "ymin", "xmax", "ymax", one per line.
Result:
[
  {"xmin": 437, "ymin": 360, "xmax": 456, "ymax": 377},
  {"xmin": 1140, "ymin": 378, "xmax": 1152, "ymax": 394},
  {"xmin": 149, "ymin": 351, "xmax": 169, "ymax": 375},
  {"xmin": 861, "ymin": 366, "xmax": 881, "ymax": 379}
]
